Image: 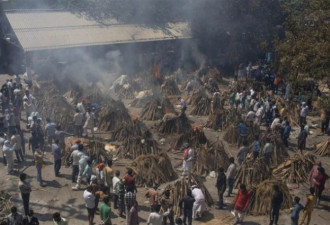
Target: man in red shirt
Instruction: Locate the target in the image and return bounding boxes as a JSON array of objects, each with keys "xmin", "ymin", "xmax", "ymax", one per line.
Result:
[
  {"xmin": 234, "ymin": 184, "xmax": 250, "ymax": 224},
  {"xmin": 124, "ymin": 168, "xmax": 137, "ymax": 193}
]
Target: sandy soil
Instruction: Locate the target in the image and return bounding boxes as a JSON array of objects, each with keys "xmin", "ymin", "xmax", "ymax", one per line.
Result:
[{"xmin": 0, "ymin": 74, "xmax": 329, "ymax": 225}]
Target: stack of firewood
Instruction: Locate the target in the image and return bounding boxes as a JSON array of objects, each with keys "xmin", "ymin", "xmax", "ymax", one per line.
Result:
[
  {"xmin": 175, "ymin": 125, "xmax": 208, "ymax": 149},
  {"xmin": 314, "ymin": 138, "xmax": 330, "ymax": 156},
  {"xmin": 164, "ymin": 176, "xmax": 214, "ymax": 216},
  {"xmin": 127, "ymin": 152, "xmax": 178, "ymax": 186},
  {"xmin": 194, "ymin": 141, "xmax": 230, "ymax": 176},
  {"xmin": 158, "ymin": 114, "xmax": 191, "ymax": 134},
  {"xmin": 272, "ymin": 153, "xmax": 316, "ymax": 183},
  {"xmin": 0, "ymin": 191, "xmax": 12, "ymax": 222},
  {"xmin": 161, "ymin": 78, "xmax": 181, "ymax": 96},
  {"xmin": 248, "ymin": 179, "xmax": 293, "ymax": 215},
  {"xmin": 110, "ymin": 119, "xmax": 143, "ymax": 141},
  {"xmin": 141, "ymin": 97, "xmax": 176, "ymax": 121},
  {"xmin": 235, "ymin": 157, "xmax": 272, "ymax": 188},
  {"xmin": 119, "ymin": 136, "xmax": 160, "ymax": 159},
  {"xmin": 114, "ymin": 83, "xmax": 135, "ymax": 99},
  {"xmin": 98, "ymin": 100, "xmax": 132, "ymax": 131}
]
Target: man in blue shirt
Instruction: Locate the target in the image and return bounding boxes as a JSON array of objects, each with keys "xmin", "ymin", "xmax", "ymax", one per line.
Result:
[
  {"xmin": 235, "ymin": 121, "xmax": 248, "ymax": 147},
  {"xmin": 282, "ymin": 121, "xmax": 291, "ymax": 147}
]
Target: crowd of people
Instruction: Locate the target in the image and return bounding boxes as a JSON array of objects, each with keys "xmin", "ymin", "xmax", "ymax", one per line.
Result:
[{"xmin": 0, "ymin": 63, "xmax": 329, "ymax": 225}]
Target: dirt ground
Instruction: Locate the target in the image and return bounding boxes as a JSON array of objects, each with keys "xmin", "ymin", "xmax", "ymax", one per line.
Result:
[{"xmin": 0, "ymin": 74, "xmax": 329, "ymax": 225}]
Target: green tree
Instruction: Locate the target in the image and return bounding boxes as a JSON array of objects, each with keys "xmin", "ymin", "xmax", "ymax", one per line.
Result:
[{"xmin": 275, "ymin": 0, "xmax": 330, "ymax": 83}]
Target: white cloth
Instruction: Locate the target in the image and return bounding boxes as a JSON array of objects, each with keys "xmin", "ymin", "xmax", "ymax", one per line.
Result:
[
  {"xmin": 147, "ymin": 211, "xmax": 169, "ymax": 225},
  {"xmin": 112, "ymin": 176, "xmax": 120, "ymax": 191},
  {"xmin": 3, "ymin": 141, "xmax": 15, "ymax": 173},
  {"xmin": 76, "ymin": 102, "xmax": 86, "ymax": 114},
  {"xmin": 253, "ymin": 102, "xmax": 259, "ymax": 112},
  {"xmin": 83, "ymin": 112, "xmax": 95, "ymax": 129},
  {"xmin": 226, "ymin": 163, "xmax": 237, "ymax": 179},
  {"xmin": 263, "ymin": 143, "xmax": 274, "ymax": 154},
  {"xmin": 271, "ymin": 118, "xmax": 280, "ymax": 130},
  {"xmin": 246, "ymin": 111, "xmax": 255, "ymax": 122},
  {"xmin": 192, "ymin": 188, "xmax": 205, "ymax": 201},
  {"xmin": 192, "ymin": 188, "xmax": 205, "ymax": 219},
  {"xmin": 234, "ymin": 209, "xmax": 246, "ymax": 222},
  {"xmin": 300, "ymin": 106, "xmax": 308, "ymax": 117},
  {"xmin": 83, "ymin": 190, "xmax": 95, "ymax": 208}
]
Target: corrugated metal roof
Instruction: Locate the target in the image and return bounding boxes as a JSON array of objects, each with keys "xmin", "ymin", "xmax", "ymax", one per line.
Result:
[{"xmin": 5, "ymin": 11, "xmax": 191, "ymax": 51}]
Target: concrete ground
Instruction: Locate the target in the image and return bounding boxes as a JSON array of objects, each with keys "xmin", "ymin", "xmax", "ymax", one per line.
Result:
[{"xmin": 0, "ymin": 74, "xmax": 329, "ymax": 225}]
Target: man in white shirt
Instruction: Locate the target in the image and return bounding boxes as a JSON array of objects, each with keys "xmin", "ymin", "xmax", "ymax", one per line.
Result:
[
  {"xmin": 70, "ymin": 144, "xmax": 84, "ymax": 183},
  {"xmin": 300, "ymin": 103, "xmax": 308, "ymax": 126},
  {"xmin": 246, "ymin": 110, "xmax": 256, "ymax": 126},
  {"xmin": 112, "ymin": 170, "xmax": 121, "ymax": 209},
  {"xmin": 147, "ymin": 204, "xmax": 169, "ymax": 225},
  {"xmin": 73, "ymin": 154, "xmax": 89, "ymax": 190},
  {"xmin": 83, "ymin": 109, "xmax": 95, "ymax": 138},
  {"xmin": 74, "ymin": 109, "xmax": 84, "ymax": 137},
  {"xmin": 255, "ymin": 105, "xmax": 264, "ymax": 125},
  {"xmin": 83, "ymin": 186, "xmax": 95, "ymax": 225},
  {"xmin": 271, "ymin": 117, "xmax": 281, "ymax": 130},
  {"xmin": 191, "ymin": 185, "xmax": 206, "ymax": 220}
]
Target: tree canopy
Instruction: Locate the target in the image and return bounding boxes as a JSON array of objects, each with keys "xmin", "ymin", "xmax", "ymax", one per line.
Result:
[{"xmin": 275, "ymin": 0, "xmax": 330, "ymax": 82}]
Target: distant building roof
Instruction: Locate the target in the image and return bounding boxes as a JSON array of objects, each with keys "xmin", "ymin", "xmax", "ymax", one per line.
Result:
[{"xmin": 5, "ymin": 10, "xmax": 191, "ymax": 51}]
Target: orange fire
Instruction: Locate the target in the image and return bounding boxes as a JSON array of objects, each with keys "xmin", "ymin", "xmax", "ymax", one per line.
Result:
[
  {"xmin": 131, "ymin": 113, "xmax": 140, "ymax": 120},
  {"xmin": 154, "ymin": 62, "xmax": 161, "ymax": 79},
  {"xmin": 192, "ymin": 124, "xmax": 201, "ymax": 131}
]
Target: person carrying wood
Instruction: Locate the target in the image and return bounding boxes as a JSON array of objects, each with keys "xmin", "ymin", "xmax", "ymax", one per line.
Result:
[
  {"xmin": 216, "ymin": 167, "xmax": 226, "ymax": 209},
  {"xmin": 269, "ymin": 184, "xmax": 283, "ymax": 225},
  {"xmin": 233, "ymin": 184, "xmax": 250, "ymax": 225}
]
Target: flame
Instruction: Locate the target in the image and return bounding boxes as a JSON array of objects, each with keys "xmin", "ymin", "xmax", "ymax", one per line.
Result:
[
  {"xmin": 105, "ymin": 143, "xmax": 117, "ymax": 152},
  {"xmin": 131, "ymin": 113, "xmax": 140, "ymax": 120},
  {"xmin": 154, "ymin": 62, "xmax": 161, "ymax": 79},
  {"xmin": 192, "ymin": 124, "xmax": 201, "ymax": 131}
]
